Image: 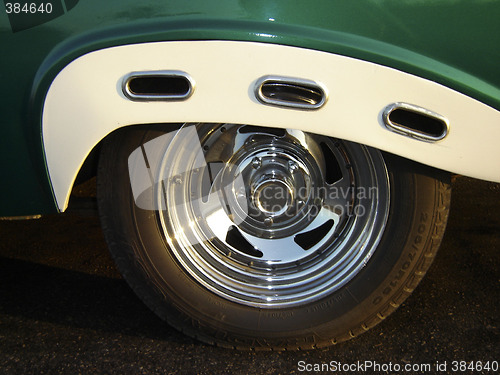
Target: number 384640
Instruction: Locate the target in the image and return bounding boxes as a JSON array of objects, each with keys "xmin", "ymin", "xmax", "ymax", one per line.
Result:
[{"xmin": 5, "ymin": 3, "xmax": 53, "ymax": 14}]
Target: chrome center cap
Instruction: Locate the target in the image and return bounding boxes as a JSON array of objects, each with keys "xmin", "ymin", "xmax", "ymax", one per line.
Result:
[
  {"xmin": 220, "ymin": 134, "xmax": 324, "ymax": 239},
  {"xmin": 253, "ymin": 178, "xmax": 294, "ymax": 216}
]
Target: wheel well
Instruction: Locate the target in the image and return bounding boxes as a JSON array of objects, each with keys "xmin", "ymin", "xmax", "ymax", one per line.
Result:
[
  {"xmin": 68, "ymin": 123, "xmax": 184, "ymax": 211},
  {"xmin": 74, "ymin": 143, "xmax": 100, "ymax": 186},
  {"xmin": 67, "ymin": 142, "xmax": 101, "ymax": 214}
]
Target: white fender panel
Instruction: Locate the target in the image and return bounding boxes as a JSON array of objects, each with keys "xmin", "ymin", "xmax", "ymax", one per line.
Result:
[{"xmin": 42, "ymin": 41, "xmax": 500, "ymax": 210}]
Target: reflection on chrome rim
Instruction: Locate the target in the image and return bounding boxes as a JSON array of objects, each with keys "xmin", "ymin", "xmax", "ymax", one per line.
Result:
[{"xmin": 153, "ymin": 123, "xmax": 390, "ymax": 308}]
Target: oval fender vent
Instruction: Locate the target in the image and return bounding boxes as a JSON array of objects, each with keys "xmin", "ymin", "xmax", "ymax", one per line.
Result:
[
  {"xmin": 122, "ymin": 71, "xmax": 194, "ymax": 101},
  {"xmin": 383, "ymin": 102, "xmax": 449, "ymax": 142},
  {"xmin": 255, "ymin": 76, "xmax": 327, "ymax": 110}
]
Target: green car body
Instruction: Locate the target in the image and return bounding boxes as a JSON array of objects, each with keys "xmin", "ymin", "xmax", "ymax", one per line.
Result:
[{"xmin": 0, "ymin": 0, "xmax": 499, "ymax": 214}]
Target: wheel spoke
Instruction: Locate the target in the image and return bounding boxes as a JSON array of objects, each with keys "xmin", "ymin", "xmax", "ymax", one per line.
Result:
[
  {"xmin": 238, "ymin": 231, "xmax": 307, "ymax": 263},
  {"xmin": 200, "ymin": 191, "xmax": 233, "ymax": 242},
  {"xmin": 290, "ymin": 207, "xmax": 339, "ymax": 250},
  {"xmin": 310, "ymin": 205, "xmax": 341, "ymax": 229},
  {"xmin": 236, "ymin": 204, "xmax": 340, "ymax": 260}
]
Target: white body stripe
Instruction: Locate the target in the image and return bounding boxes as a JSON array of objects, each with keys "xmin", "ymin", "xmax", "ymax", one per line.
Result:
[{"xmin": 42, "ymin": 41, "xmax": 500, "ymax": 210}]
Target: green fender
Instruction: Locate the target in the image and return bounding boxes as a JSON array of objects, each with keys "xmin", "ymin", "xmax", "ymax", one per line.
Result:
[{"xmin": 0, "ymin": 0, "xmax": 499, "ymax": 215}]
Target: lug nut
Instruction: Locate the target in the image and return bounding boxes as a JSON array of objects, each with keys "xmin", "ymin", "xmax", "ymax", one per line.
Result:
[
  {"xmin": 288, "ymin": 161, "xmax": 299, "ymax": 173},
  {"xmin": 264, "ymin": 217, "xmax": 274, "ymax": 227},
  {"xmin": 252, "ymin": 157, "xmax": 262, "ymax": 169}
]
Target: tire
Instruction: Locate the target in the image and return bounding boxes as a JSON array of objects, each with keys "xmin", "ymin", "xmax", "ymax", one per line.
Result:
[{"xmin": 97, "ymin": 123, "xmax": 451, "ymax": 350}]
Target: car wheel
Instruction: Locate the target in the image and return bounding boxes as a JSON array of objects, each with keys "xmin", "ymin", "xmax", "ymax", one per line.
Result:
[{"xmin": 97, "ymin": 123, "xmax": 451, "ymax": 350}]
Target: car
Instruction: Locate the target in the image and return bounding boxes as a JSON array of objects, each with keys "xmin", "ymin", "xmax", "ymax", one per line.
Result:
[{"xmin": 1, "ymin": 0, "xmax": 499, "ymax": 350}]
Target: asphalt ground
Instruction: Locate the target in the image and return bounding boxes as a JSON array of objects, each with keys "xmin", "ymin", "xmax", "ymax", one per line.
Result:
[{"xmin": 0, "ymin": 176, "xmax": 498, "ymax": 374}]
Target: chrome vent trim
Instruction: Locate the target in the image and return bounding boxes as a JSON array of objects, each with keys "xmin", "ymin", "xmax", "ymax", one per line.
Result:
[
  {"xmin": 255, "ymin": 76, "xmax": 327, "ymax": 110},
  {"xmin": 383, "ymin": 102, "xmax": 449, "ymax": 142},
  {"xmin": 122, "ymin": 71, "xmax": 194, "ymax": 101}
]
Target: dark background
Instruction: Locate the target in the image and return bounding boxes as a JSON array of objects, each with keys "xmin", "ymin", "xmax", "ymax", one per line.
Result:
[{"xmin": 0, "ymin": 177, "xmax": 498, "ymax": 374}]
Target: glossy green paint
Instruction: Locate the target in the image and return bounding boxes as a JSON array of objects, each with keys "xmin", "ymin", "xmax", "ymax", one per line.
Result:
[{"xmin": 0, "ymin": 0, "xmax": 499, "ymax": 216}]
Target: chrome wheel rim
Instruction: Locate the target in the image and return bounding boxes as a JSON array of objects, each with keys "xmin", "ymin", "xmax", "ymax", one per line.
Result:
[{"xmin": 155, "ymin": 123, "xmax": 390, "ymax": 308}]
